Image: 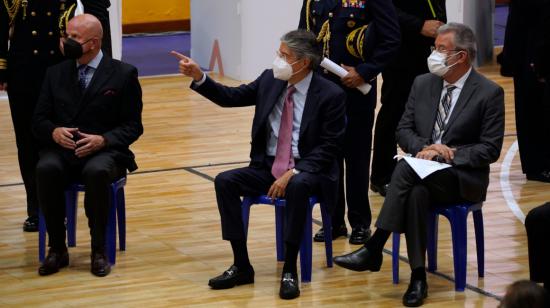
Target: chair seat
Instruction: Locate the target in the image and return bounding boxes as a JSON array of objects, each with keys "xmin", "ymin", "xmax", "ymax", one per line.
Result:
[
  {"xmin": 241, "ymin": 195, "xmax": 333, "ymax": 283},
  {"xmin": 392, "ymin": 202, "xmax": 484, "ymax": 291},
  {"xmin": 39, "ymin": 177, "xmax": 127, "ymax": 265}
]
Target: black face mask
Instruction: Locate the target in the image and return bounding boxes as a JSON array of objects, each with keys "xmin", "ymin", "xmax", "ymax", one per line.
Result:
[{"xmin": 63, "ymin": 38, "xmax": 92, "ymax": 59}]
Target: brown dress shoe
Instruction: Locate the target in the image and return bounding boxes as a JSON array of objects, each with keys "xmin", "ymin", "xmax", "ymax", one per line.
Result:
[
  {"xmin": 38, "ymin": 247, "xmax": 69, "ymax": 276},
  {"xmin": 91, "ymin": 251, "xmax": 111, "ymax": 277}
]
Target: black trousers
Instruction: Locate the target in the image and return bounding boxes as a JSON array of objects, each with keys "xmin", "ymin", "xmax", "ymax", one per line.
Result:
[
  {"xmin": 525, "ymin": 202, "xmax": 550, "ymax": 284},
  {"xmin": 371, "ymin": 68, "xmax": 423, "ymax": 186},
  {"xmin": 35, "ymin": 148, "xmax": 125, "ymax": 250},
  {"xmin": 214, "ymin": 160, "xmax": 321, "ymax": 247},
  {"xmin": 7, "ymin": 85, "xmax": 42, "ymax": 219},
  {"xmin": 376, "ymin": 160, "xmax": 466, "ymax": 269},
  {"xmin": 332, "ymin": 85, "xmax": 377, "ymax": 229},
  {"xmin": 514, "ymin": 65, "xmax": 550, "ymax": 174}
]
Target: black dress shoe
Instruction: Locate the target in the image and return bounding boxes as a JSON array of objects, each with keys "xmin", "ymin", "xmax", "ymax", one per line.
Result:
[
  {"xmin": 38, "ymin": 247, "xmax": 69, "ymax": 276},
  {"xmin": 370, "ymin": 182, "xmax": 389, "ymax": 197},
  {"xmin": 402, "ymin": 279, "xmax": 428, "ymax": 307},
  {"xmin": 313, "ymin": 224, "xmax": 348, "ymax": 242},
  {"xmin": 23, "ymin": 216, "xmax": 38, "ymax": 232},
  {"xmin": 333, "ymin": 246, "xmax": 382, "ymax": 272},
  {"xmin": 279, "ymin": 272, "xmax": 300, "ymax": 300},
  {"xmin": 91, "ymin": 251, "xmax": 111, "ymax": 277},
  {"xmin": 526, "ymin": 171, "xmax": 550, "ymax": 183},
  {"xmin": 349, "ymin": 226, "xmax": 371, "ymax": 245},
  {"xmin": 208, "ymin": 265, "xmax": 254, "ymax": 289}
]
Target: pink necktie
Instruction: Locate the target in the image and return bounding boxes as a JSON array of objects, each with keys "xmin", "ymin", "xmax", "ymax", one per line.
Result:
[{"xmin": 271, "ymin": 86, "xmax": 296, "ymax": 179}]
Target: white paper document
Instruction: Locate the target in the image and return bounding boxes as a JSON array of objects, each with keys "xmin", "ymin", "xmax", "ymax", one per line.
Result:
[
  {"xmin": 320, "ymin": 58, "xmax": 372, "ymax": 95},
  {"xmin": 395, "ymin": 155, "xmax": 452, "ymax": 179}
]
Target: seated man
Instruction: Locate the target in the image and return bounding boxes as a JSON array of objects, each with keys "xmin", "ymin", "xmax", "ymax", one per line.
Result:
[
  {"xmin": 171, "ymin": 30, "xmax": 345, "ymax": 299},
  {"xmin": 33, "ymin": 14, "xmax": 143, "ymax": 277},
  {"xmin": 334, "ymin": 23, "xmax": 504, "ymax": 307}
]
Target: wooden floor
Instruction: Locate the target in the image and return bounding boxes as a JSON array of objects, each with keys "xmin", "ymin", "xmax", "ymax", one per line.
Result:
[{"xmin": 1, "ymin": 61, "xmax": 548, "ymax": 307}]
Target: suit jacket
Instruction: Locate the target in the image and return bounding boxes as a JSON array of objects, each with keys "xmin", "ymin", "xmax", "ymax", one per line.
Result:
[
  {"xmin": 396, "ymin": 70, "xmax": 505, "ymax": 202},
  {"xmin": 193, "ymin": 70, "xmax": 346, "ymax": 211},
  {"xmin": 298, "ymin": 0, "xmax": 400, "ymax": 82},
  {"xmin": 32, "ymin": 55, "xmax": 143, "ymax": 171}
]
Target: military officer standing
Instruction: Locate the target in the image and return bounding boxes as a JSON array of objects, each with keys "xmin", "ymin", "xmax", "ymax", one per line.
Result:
[
  {"xmin": 0, "ymin": 0, "xmax": 111, "ymax": 232},
  {"xmin": 370, "ymin": 0, "xmax": 446, "ymax": 197},
  {"xmin": 299, "ymin": 0, "xmax": 400, "ymax": 244}
]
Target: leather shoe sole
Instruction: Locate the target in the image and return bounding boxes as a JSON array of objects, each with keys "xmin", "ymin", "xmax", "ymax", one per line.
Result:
[{"xmin": 333, "ymin": 246, "xmax": 382, "ymax": 272}]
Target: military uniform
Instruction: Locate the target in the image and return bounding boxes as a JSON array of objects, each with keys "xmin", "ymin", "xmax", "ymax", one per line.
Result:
[
  {"xmin": 299, "ymin": 0, "xmax": 400, "ymax": 238},
  {"xmin": 371, "ymin": 0, "xmax": 446, "ymax": 191},
  {"xmin": 0, "ymin": 0, "xmax": 110, "ymax": 230}
]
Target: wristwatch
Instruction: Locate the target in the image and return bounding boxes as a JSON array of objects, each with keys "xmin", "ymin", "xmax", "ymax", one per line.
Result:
[{"xmin": 292, "ymin": 168, "xmax": 301, "ymax": 175}]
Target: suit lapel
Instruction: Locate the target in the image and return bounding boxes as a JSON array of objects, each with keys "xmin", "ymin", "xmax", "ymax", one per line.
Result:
[
  {"xmin": 74, "ymin": 56, "xmax": 115, "ymax": 119},
  {"xmin": 299, "ymin": 74, "xmax": 320, "ymax": 138},
  {"xmin": 259, "ymin": 78, "xmax": 286, "ymax": 126},
  {"xmin": 426, "ymin": 76, "xmax": 444, "ymax": 136},
  {"xmin": 442, "ymin": 70, "xmax": 479, "ymax": 137}
]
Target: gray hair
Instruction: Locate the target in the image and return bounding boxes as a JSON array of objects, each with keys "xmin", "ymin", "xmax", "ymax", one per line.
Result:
[
  {"xmin": 437, "ymin": 22, "xmax": 477, "ymax": 62},
  {"xmin": 280, "ymin": 30, "xmax": 322, "ymax": 69}
]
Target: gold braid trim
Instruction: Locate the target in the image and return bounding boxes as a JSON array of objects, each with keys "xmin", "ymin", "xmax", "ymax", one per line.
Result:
[
  {"xmin": 345, "ymin": 25, "xmax": 368, "ymax": 60},
  {"xmin": 317, "ymin": 20, "xmax": 330, "ymax": 58},
  {"xmin": 306, "ymin": 0, "xmax": 312, "ymax": 32},
  {"xmin": 58, "ymin": 3, "xmax": 75, "ymax": 36},
  {"xmin": 3, "ymin": 0, "xmax": 22, "ymax": 26}
]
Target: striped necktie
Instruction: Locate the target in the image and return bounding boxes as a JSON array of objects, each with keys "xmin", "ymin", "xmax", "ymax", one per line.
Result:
[
  {"xmin": 78, "ymin": 64, "xmax": 90, "ymax": 90},
  {"xmin": 432, "ymin": 85, "xmax": 457, "ymax": 142}
]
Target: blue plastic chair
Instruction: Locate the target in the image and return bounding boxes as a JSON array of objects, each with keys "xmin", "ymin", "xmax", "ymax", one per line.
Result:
[
  {"xmin": 241, "ymin": 195, "xmax": 333, "ymax": 283},
  {"xmin": 392, "ymin": 202, "xmax": 484, "ymax": 291},
  {"xmin": 39, "ymin": 177, "xmax": 127, "ymax": 265}
]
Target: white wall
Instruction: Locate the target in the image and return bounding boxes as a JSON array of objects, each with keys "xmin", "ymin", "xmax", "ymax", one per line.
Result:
[{"xmin": 109, "ymin": 0, "xmax": 122, "ymax": 60}]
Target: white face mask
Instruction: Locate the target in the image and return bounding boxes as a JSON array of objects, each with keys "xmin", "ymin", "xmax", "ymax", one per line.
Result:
[
  {"xmin": 427, "ymin": 50, "xmax": 461, "ymax": 77},
  {"xmin": 272, "ymin": 56, "xmax": 301, "ymax": 81}
]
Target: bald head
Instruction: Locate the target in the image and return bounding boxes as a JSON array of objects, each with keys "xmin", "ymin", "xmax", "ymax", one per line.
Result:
[{"xmin": 68, "ymin": 14, "xmax": 104, "ymax": 42}]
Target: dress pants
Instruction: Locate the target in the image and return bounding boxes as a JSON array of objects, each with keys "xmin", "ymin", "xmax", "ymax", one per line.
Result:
[
  {"xmin": 514, "ymin": 64, "xmax": 550, "ymax": 174},
  {"xmin": 332, "ymin": 85, "xmax": 377, "ymax": 229},
  {"xmin": 7, "ymin": 81, "xmax": 43, "ymax": 219},
  {"xmin": 35, "ymin": 148, "xmax": 125, "ymax": 250},
  {"xmin": 371, "ymin": 68, "xmax": 423, "ymax": 186},
  {"xmin": 375, "ymin": 160, "xmax": 466, "ymax": 269},
  {"xmin": 525, "ymin": 202, "xmax": 550, "ymax": 285},
  {"xmin": 214, "ymin": 159, "xmax": 321, "ymax": 247}
]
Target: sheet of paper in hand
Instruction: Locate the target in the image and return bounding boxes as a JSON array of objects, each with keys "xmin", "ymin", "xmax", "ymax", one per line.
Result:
[{"xmin": 394, "ymin": 155, "xmax": 452, "ymax": 179}]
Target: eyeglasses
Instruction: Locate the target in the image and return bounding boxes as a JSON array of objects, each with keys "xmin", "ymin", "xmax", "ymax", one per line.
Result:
[{"xmin": 430, "ymin": 46, "xmax": 462, "ymax": 53}]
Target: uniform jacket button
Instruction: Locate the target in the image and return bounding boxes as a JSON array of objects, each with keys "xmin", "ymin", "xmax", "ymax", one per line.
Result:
[
  {"xmin": 48, "ymin": 31, "xmax": 53, "ymax": 36},
  {"xmin": 328, "ymin": 12, "xmax": 333, "ymax": 17},
  {"xmin": 33, "ymin": 50, "xmax": 39, "ymax": 55},
  {"xmin": 31, "ymin": 11, "xmax": 36, "ymax": 16},
  {"xmin": 32, "ymin": 30, "xmax": 38, "ymax": 36}
]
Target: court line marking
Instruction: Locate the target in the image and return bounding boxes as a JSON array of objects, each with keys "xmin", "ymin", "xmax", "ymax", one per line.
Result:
[{"xmin": 499, "ymin": 140, "xmax": 525, "ymax": 224}]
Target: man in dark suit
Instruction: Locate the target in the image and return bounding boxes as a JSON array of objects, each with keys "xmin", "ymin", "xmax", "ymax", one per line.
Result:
[
  {"xmin": 334, "ymin": 23, "xmax": 505, "ymax": 306},
  {"xmin": 172, "ymin": 30, "xmax": 345, "ymax": 300},
  {"xmin": 525, "ymin": 202, "xmax": 550, "ymax": 294},
  {"xmin": 32, "ymin": 14, "xmax": 143, "ymax": 277},
  {"xmin": 498, "ymin": 0, "xmax": 550, "ymax": 182},
  {"xmin": 0, "ymin": 0, "xmax": 112, "ymax": 232},
  {"xmin": 299, "ymin": 0, "xmax": 400, "ymax": 245},
  {"xmin": 371, "ymin": 0, "xmax": 446, "ymax": 196}
]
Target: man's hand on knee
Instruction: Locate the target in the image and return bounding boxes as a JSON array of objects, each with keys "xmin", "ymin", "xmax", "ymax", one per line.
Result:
[{"xmin": 267, "ymin": 170, "xmax": 294, "ymax": 199}]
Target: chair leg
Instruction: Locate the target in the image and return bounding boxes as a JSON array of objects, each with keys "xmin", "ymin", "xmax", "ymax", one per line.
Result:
[
  {"xmin": 106, "ymin": 186, "xmax": 118, "ymax": 265},
  {"xmin": 473, "ymin": 209, "xmax": 484, "ymax": 278},
  {"xmin": 449, "ymin": 208, "xmax": 468, "ymax": 292},
  {"xmin": 427, "ymin": 211, "xmax": 439, "ymax": 272},
  {"xmin": 320, "ymin": 202, "xmax": 333, "ymax": 268},
  {"xmin": 117, "ymin": 187, "xmax": 126, "ymax": 251},
  {"xmin": 39, "ymin": 210, "xmax": 47, "ymax": 262},
  {"xmin": 275, "ymin": 203, "xmax": 285, "ymax": 262},
  {"xmin": 392, "ymin": 232, "xmax": 400, "ymax": 284},
  {"xmin": 299, "ymin": 205, "xmax": 313, "ymax": 283},
  {"xmin": 65, "ymin": 190, "xmax": 78, "ymax": 247}
]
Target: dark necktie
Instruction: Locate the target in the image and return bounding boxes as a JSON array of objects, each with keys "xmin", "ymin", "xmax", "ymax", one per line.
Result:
[
  {"xmin": 432, "ymin": 85, "xmax": 457, "ymax": 142},
  {"xmin": 271, "ymin": 86, "xmax": 296, "ymax": 179},
  {"xmin": 78, "ymin": 64, "xmax": 90, "ymax": 90}
]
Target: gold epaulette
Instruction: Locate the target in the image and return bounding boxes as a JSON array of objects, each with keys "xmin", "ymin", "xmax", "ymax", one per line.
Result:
[
  {"xmin": 3, "ymin": 0, "xmax": 23, "ymax": 26},
  {"xmin": 0, "ymin": 58, "xmax": 7, "ymax": 69}
]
